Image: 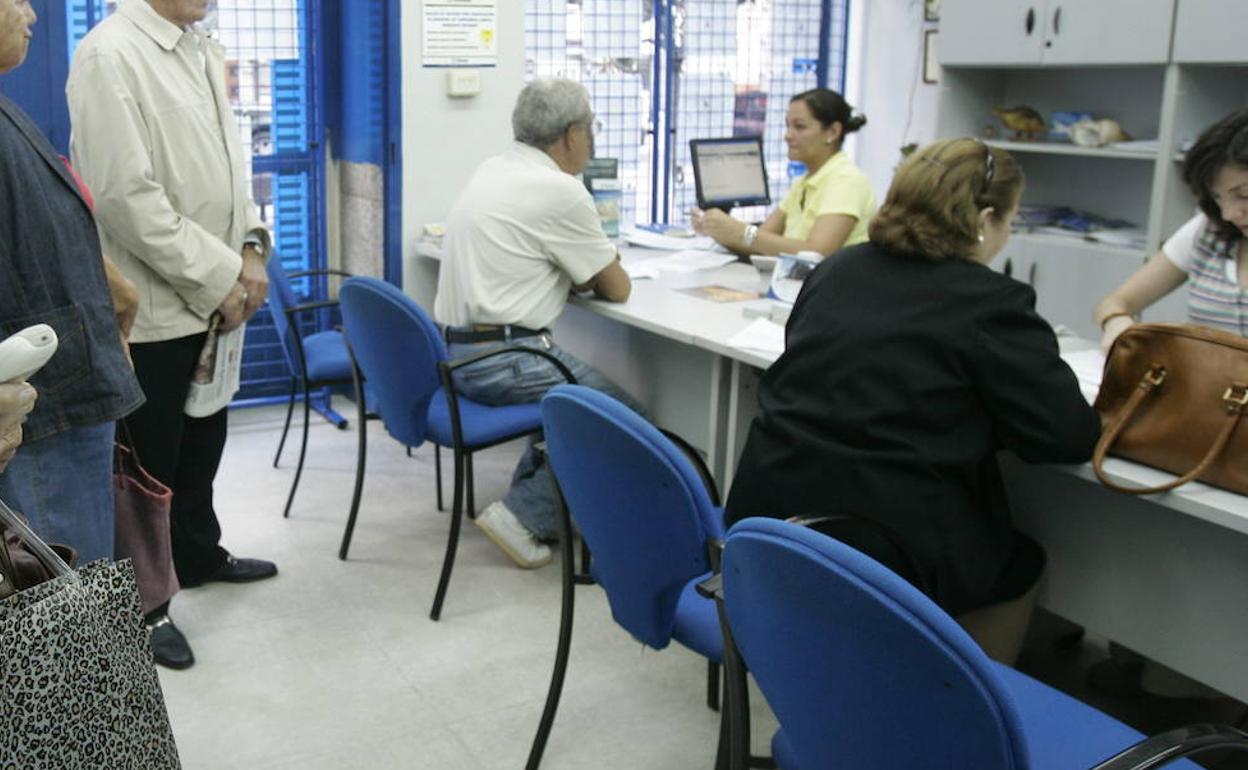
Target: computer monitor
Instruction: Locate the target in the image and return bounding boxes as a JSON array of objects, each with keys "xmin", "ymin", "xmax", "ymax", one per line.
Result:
[{"xmin": 689, "ymin": 136, "xmax": 771, "ymax": 212}]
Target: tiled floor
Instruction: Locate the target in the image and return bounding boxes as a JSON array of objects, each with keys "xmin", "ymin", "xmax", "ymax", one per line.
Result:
[
  {"xmin": 158, "ymin": 400, "xmax": 1248, "ymax": 769},
  {"xmin": 157, "ymin": 401, "xmax": 778, "ymax": 769}
]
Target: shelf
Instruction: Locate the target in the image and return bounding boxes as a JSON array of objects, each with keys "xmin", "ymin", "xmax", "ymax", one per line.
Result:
[
  {"xmin": 1010, "ymin": 231, "xmax": 1148, "ymax": 259},
  {"xmin": 985, "ymin": 139, "xmax": 1158, "ymax": 160}
]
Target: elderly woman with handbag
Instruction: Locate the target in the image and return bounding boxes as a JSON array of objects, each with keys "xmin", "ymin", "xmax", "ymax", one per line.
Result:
[{"xmin": 724, "ymin": 138, "xmax": 1100, "ymax": 666}]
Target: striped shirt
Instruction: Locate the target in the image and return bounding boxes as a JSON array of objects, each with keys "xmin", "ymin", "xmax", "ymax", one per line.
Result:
[{"xmin": 1163, "ymin": 213, "xmax": 1247, "ymax": 336}]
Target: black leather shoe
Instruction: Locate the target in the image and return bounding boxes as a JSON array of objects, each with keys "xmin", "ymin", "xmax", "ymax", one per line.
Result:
[
  {"xmin": 148, "ymin": 616, "xmax": 195, "ymax": 670},
  {"xmin": 204, "ymin": 555, "xmax": 278, "ymax": 584}
]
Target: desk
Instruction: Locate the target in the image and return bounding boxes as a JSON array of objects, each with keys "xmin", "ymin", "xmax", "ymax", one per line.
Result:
[
  {"xmin": 555, "ymin": 248, "xmax": 766, "ymax": 486},
  {"xmin": 424, "ymin": 239, "xmax": 1248, "ymax": 701},
  {"xmin": 564, "ymin": 272, "xmax": 1248, "ymax": 702}
]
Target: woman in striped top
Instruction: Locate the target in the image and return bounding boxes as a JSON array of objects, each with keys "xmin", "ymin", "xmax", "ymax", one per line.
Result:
[{"xmin": 1096, "ymin": 110, "xmax": 1248, "ymax": 348}]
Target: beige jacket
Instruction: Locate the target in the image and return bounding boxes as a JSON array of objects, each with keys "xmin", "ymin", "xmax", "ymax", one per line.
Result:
[{"xmin": 67, "ymin": 0, "xmax": 269, "ymax": 343}]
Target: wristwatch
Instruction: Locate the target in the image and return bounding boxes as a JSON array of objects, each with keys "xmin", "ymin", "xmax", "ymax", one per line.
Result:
[
  {"xmin": 242, "ymin": 232, "xmax": 267, "ymax": 259},
  {"xmin": 742, "ymin": 224, "xmax": 759, "ymax": 249}
]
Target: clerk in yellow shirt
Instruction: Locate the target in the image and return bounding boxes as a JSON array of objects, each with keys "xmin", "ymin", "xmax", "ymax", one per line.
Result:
[{"xmin": 693, "ymin": 88, "xmax": 876, "ymax": 259}]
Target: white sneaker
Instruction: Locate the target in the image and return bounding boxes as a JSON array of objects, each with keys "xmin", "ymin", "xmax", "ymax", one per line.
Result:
[{"xmin": 474, "ymin": 501, "xmax": 553, "ymax": 569}]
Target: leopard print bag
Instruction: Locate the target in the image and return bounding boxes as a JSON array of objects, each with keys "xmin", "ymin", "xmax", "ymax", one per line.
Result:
[{"xmin": 0, "ymin": 503, "xmax": 180, "ymax": 769}]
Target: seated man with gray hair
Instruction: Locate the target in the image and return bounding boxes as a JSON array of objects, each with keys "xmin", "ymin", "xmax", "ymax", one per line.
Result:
[{"xmin": 434, "ymin": 78, "xmax": 639, "ymax": 569}]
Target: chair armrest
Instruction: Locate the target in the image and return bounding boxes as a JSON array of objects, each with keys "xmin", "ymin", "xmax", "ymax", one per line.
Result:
[
  {"xmin": 1089, "ymin": 724, "xmax": 1248, "ymax": 770},
  {"xmin": 287, "ymin": 268, "xmax": 355, "ymax": 280},
  {"xmin": 660, "ymin": 427, "xmax": 721, "ymax": 506},
  {"xmin": 442, "ymin": 344, "xmax": 578, "ymax": 385},
  {"xmin": 706, "ymin": 538, "xmax": 724, "ymax": 572},
  {"xmin": 696, "ymin": 572, "xmax": 723, "ymax": 601},
  {"xmin": 285, "ymin": 299, "xmax": 340, "ymax": 318}
]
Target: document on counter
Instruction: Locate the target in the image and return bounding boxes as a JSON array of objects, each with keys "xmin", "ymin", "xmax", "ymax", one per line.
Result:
[
  {"xmin": 653, "ymin": 249, "xmax": 739, "ymax": 273},
  {"xmin": 728, "ymin": 317, "xmax": 786, "ymax": 355},
  {"xmin": 623, "ymin": 228, "xmax": 715, "ymax": 251},
  {"xmin": 1061, "ymin": 348, "xmax": 1105, "ymax": 405},
  {"xmin": 677, "ymin": 285, "xmax": 757, "ymax": 303},
  {"xmin": 622, "ymin": 260, "xmax": 661, "ymax": 280}
]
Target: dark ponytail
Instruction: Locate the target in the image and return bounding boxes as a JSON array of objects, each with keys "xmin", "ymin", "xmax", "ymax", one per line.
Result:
[{"xmin": 790, "ymin": 88, "xmax": 867, "ymax": 136}]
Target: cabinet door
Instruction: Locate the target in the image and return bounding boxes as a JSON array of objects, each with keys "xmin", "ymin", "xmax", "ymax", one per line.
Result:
[
  {"xmin": 1173, "ymin": 0, "xmax": 1248, "ymax": 64},
  {"xmin": 1028, "ymin": 240, "xmax": 1144, "ymax": 339},
  {"xmin": 940, "ymin": 0, "xmax": 1046, "ymax": 66},
  {"xmin": 1041, "ymin": 0, "xmax": 1175, "ymax": 65}
]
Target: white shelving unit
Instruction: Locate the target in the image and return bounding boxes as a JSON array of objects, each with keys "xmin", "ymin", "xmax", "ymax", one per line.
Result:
[{"xmin": 937, "ymin": 0, "xmax": 1247, "ymax": 339}]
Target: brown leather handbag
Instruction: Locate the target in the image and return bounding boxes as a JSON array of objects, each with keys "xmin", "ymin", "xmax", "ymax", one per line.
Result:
[{"xmin": 1093, "ymin": 323, "xmax": 1248, "ymax": 495}]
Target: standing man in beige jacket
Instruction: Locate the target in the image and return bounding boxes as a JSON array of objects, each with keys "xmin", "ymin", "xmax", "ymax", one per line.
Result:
[{"xmin": 68, "ymin": 0, "xmax": 278, "ymax": 670}]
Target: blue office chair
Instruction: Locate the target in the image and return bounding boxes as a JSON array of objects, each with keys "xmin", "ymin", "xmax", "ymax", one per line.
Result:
[
  {"xmin": 718, "ymin": 517, "xmax": 1246, "ymax": 770},
  {"xmin": 526, "ymin": 384, "xmax": 734, "ymax": 770},
  {"xmin": 337, "ymin": 276, "xmax": 576, "ymax": 621},
  {"xmin": 265, "ymin": 259, "xmax": 355, "ymax": 518}
]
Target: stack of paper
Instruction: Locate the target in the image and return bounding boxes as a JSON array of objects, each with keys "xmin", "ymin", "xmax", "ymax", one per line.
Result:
[
  {"xmin": 1061, "ymin": 348, "xmax": 1105, "ymax": 405},
  {"xmin": 728, "ymin": 318, "xmax": 785, "ymax": 355},
  {"xmin": 653, "ymin": 250, "xmax": 739, "ymax": 274},
  {"xmin": 624, "ymin": 228, "xmax": 715, "ymax": 251}
]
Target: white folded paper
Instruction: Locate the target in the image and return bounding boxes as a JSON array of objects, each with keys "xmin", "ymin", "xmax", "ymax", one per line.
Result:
[{"xmin": 727, "ymin": 317, "xmax": 785, "ymax": 355}]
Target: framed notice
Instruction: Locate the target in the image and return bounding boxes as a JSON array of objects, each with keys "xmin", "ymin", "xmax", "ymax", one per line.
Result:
[{"xmin": 423, "ymin": 0, "xmax": 497, "ymax": 67}]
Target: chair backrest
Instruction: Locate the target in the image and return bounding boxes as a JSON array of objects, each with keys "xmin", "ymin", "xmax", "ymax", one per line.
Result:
[
  {"xmin": 722, "ymin": 517, "xmax": 1031, "ymax": 770},
  {"xmin": 540, "ymin": 385, "xmax": 724, "ymax": 650},
  {"xmin": 265, "ymin": 258, "xmax": 302, "ymax": 372},
  {"xmin": 339, "ymin": 277, "xmax": 448, "ymax": 447}
]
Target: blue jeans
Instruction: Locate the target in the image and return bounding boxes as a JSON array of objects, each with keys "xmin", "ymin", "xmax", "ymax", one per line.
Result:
[
  {"xmin": 0, "ymin": 421, "xmax": 116, "ymax": 563},
  {"xmin": 448, "ymin": 335, "xmax": 647, "ymax": 540}
]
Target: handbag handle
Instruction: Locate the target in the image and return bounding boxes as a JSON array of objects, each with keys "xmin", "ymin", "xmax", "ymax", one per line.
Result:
[
  {"xmin": 1093, "ymin": 364, "xmax": 1248, "ymax": 495},
  {"xmin": 0, "ymin": 497, "xmax": 75, "ymax": 581}
]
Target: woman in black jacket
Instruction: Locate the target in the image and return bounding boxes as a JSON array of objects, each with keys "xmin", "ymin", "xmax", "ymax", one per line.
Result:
[{"xmin": 724, "ymin": 138, "xmax": 1100, "ymax": 664}]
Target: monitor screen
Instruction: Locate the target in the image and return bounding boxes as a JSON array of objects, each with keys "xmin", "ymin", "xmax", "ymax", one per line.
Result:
[{"xmin": 689, "ymin": 137, "xmax": 771, "ymax": 211}]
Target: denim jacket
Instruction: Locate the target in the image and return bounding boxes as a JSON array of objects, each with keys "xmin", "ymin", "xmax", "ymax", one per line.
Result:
[{"xmin": 0, "ymin": 95, "xmax": 144, "ymax": 442}]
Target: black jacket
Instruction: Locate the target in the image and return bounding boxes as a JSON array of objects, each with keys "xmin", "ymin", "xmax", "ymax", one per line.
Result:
[{"xmin": 724, "ymin": 242, "xmax": 1100, "ymax": 615}]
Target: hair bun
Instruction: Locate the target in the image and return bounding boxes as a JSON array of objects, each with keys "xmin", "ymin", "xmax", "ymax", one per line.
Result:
[{"xmin": 845, "ymin": 113, "xmax": 867, "ymax": 133}]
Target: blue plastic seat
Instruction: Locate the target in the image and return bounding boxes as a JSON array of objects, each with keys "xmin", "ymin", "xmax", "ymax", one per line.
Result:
[
  {"xmin": 337, "ymin": 277, "xmax": 575, "ymax": 621},
  {"xmin": 720, "ymin": 517, "xmax": 1242, "ymax": 770},
  {"xmin": 265, "ymin": 259, "xmax": 356, "ymax": 518},
  {"xmin": 526, "ymin": 384, "xmax": 728, "ymax": 769}
]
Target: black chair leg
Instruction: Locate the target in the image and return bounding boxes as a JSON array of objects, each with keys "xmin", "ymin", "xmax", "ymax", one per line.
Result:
[
  {"xmin": 465, "ymin": 452, "xmax": 476, "ymax": 519},
  {"xmin": 274, "ymin": 377, "xmax": 296, "ymax": 467},
  {"xmin": 283, "ymin": 379, "xmax": 313, "ymax": 518},
  {"xmin": 338, "ymin": 373, "xmax": 369, "ymax": 560},
  {"xmin": 720, "ymin": 606, "xmax": 752, "ymax": 770},
  {"xmin": 435, "ymin": 444, "xmax": 444, "ymax": 512},
  {"xmin": 526, "ymin": 484, "xmax": 577, "ymax": 770},
  {"xmin": 430, "ymin": 447, "xmax": 466, "ymax": 621},
  {"xmin": 715, "ymin": 693, "xmax": 731, "ymax": 770},
  {"xmin": 708, "ymin": 660, "xmax": 721, "ymax": 712}
]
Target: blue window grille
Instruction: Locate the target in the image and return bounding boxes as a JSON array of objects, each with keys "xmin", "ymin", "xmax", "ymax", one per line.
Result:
[
  {"xmin": 525, "ymin": 0, "xmax": 655, "ymax": 231},
  {"xmin": 66, "ymin": 0, "xmax": 328, "ymax": 403},
  {"xmin": 524, "ymin": 0, "xmax": 850, "ymax": 227}
]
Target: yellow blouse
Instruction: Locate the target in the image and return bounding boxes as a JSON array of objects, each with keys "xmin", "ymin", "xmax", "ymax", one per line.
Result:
[{"xmin": 778, "ymin": 151, "xmax": 876, "ymax": 248}]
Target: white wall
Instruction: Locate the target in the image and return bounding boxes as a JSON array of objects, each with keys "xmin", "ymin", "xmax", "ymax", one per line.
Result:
[
  {"xmin": 846, "ymin": 0, "xmax": 942, "ymax": 199},
  {"xmin": 401, "ymin": 3, "xmax": 526, "ymax": 303}
]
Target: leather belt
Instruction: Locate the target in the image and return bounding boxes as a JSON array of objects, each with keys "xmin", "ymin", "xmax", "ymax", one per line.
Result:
[{"xmin": 444, "ymin": 325, "xmax": 548, "ymax": 344}]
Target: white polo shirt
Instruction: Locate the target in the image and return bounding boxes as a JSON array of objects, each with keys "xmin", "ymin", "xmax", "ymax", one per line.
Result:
[{"xmin": 434, "ymin": 143, "xmax": 617, "ymax": 331}]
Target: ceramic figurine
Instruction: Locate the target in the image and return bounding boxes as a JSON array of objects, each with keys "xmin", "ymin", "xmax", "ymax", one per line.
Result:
[
  {"xmin": 992, "ymin": 106, "xmax": 1046, "ymax": 140},
  {"xmin": 1070, "ymin": 118, "xmax": 1130, "ymax": 148}
]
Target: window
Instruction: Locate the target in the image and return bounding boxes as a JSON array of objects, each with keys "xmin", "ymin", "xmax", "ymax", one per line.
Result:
[{"xmin": 524, "ymin": 0, "xmax": 850, "ymax": 228}]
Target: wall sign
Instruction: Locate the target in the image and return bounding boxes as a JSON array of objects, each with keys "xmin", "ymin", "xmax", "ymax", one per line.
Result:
[{"xmin": 423, "ymin": 0, "xmax": 497, "ymax": 67}]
